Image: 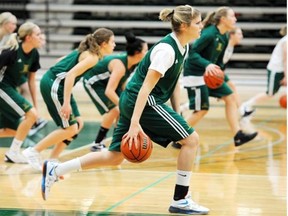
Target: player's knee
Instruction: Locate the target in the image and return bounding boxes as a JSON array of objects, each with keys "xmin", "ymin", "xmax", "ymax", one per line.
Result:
[
  {"xmin": 194, "ymin": 110, "xmax": 208, "ymax": 117},
  {"xmin": 65, "ymin": 123, "xmax": 79, "ymax": 136},
  {"xmin": 75, "ymin": 117, "xmax": 84, "ymax": 131},
  {"xmin": 180, "ymin": 131, "xmax": 199, "ymax": 148},
  {"xmin": 190, "ymin": 131, "xmax": 200, "ymax": 147},
  {"xmin": 26, "ymin": 108, "xmax": 38, "ymax": 122}
]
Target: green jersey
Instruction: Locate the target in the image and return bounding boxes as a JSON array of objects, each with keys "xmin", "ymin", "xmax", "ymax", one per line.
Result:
[
  {"xmin": 126, "ymin": 34, "xmax": 187, "ymax": 105},
  {"xmin": 47, "ymin": 49, "xmax": 83, "ymax": 84},
  {"xmin": 83, "ymin": 52, "xmax": 133, "ymax": 90},
  {"xmin": 184, "ymin": 25, "xmax": 229, "ymax": 76},
  {"xmin": 0, "ymin": 43, "xmax": 40, "ymax": 87}
]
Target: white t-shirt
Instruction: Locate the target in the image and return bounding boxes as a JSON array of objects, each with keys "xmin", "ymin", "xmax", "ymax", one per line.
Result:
[
  {"xmin": 149, "ymin": 32, "xmax": 187, "ymax": 77},
  {"xmin": 267, "ymin": 35, "xmax": 287, "ymax": 72},
  {"xmin": 223, "ymin": 45, "xmax": 234, "ymax": 64}
]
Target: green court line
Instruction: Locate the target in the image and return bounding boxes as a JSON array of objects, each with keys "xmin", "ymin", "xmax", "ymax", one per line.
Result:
[
  {"xmin": 198, "ymin": 119, "xmax": 285, "ymax": 161},
  {"xmin": 102, "ymin": 118, "xmax": 285, "ymax": 213},
  {"xmin": 0, "ymin": 208, "xmax": 174, "ymax": 215},
  {"xmin": 104, "ymin": 172, "xmax": 174, "ymax": 213}
]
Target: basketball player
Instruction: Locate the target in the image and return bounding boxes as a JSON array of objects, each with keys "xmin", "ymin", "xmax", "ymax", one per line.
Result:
[
  {"xmin": 0, "ymin": 12, "xmax": 17, "ymax": 47},
  {"xmin": 180, "ymin": 27, "xmax": 244, "ymax": 113},
  {"xmin": 0, "ymin": 22, "xmax": 42, "ymax": 163},
  {"xmin": 0, "ymin": 12, "xmax": 48, "ymax": 136},
  {"xmin": 18, "ymin": 32, "xmax": 48, "ymax": 137},
  {"xmin": 42, "ymin": 5, "xmax": 209, "ymax": 215},
  {"xmin": 240, "ymin": 25, "xmax": 287, "ymax": 117},
  {"xmin": 84, "ymin": 32, "xmax": 148, "ymax": 152},
  {"xmin": 23, "ymin": 28, "xmax": 116, "ymax": 171},
  {"xmin": 223, "ymin": 26, "xmax": 244, "ymax": 109},
  {"xmin": 179, "ymin": 7, "xmax": 258, "ymax": 149}
]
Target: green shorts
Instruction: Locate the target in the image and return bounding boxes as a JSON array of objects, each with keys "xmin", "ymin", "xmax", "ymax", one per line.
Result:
[
  {"xmin": 0, "ymin": 82, "xmax": 32, "ymax": 129},
  {"xmin": 40, "ymin": 72, "xmax": 79, "ymax": 128},
  {"xmin": 266, "ymin": 70, "xmax": 284, "ymax": 96},
  {"xmin": 19, "ymin": 74, "xmax": 28, "ymax": 86},
  {"xmin": 83, "ymin": 79, "xmax": 120, "ymax": 115},
  {"xmin": 0, "ymin": 113, "xmax": 21, "ymax": 130},
  {"xmin": 185, "ymin": 82, "xmax": 233, "ymax": 111},
  {"xmin": 109, "ymin": 91, "xmax": 194, "ymax": 152},
  {"xmin": 224, "ymin": 73, "xmax": 230, "ymax": 82}
]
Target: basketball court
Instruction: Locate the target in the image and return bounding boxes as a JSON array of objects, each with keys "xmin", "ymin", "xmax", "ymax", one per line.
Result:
[{"xmin": 0, "ymin": 84, "xmax": 286, "ymax": 215}]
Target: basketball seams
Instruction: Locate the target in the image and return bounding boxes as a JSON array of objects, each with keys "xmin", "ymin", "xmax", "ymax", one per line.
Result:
[
  {"xmin": 121, "ymin": 133, "xmax": 153, "ymax": 163},
  {"xmin": 204, "ymin": 69, "xmax": 225, "ymax": 89},
  {"xmin": 138, "ymin": 136, "xmax": 153, "ymax": 161}
]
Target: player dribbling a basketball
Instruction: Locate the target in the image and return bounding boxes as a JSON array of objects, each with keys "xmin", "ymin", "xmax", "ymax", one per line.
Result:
[
  {"xmin": 42, "ymin": 5, "xmax": 210, "ymax": 215},
  {"xmin": 181, "ymin": 7, "xmax": 258, "ymax": 148}
]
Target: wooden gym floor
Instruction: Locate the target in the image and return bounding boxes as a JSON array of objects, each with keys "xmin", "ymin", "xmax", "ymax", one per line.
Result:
[{"xmin": 0, "ymin": 84, "xmax": 286, "ymax": 216}]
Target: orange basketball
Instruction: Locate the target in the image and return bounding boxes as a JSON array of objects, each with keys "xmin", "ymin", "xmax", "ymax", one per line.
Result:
[
  {"xmin": 204, "ymin": 69, "xmax": 225, "ymax": 89},
  {"xmin": 121, "ymin": 133, "xmax": 153, "ymax": 163},
  {"xmin": 279, "ymin": 94, "xmax": 287, "ymax": 109}
]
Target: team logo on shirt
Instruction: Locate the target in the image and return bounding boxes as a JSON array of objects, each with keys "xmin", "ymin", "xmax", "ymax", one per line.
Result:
[
  {"xmin": 21, "ymin": 64, "xmax": 30, "ymax": 74},
  {"xmin": 216, "ymin": 43, "xmax": 223, "ymax": 51}
]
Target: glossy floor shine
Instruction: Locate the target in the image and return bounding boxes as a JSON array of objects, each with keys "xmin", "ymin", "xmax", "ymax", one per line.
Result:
[{"xmin": 0, "ymin": 85, "xmax": 286, "ymax": 216}]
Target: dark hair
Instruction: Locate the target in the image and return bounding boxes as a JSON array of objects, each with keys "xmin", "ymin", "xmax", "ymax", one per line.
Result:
[{"xmin": 124, "ymin": 31, "xmax": 146, "ymax": 56}]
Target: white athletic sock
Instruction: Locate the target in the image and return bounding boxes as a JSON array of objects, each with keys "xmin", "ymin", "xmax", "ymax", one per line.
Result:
[
  {"xmin": 176, "ymin": 170, "xmax": 192, "ymax": 186},
  {"xmin": 55, "ymin": 158, "xmax": 82, "ymax": 177},
  {"xmin": 10, "ymin": 139, "xmax": 23, "ymax": 152},
  {"xmin": 244, "ymin": 99, "xmax": 255, "ymax": 110},
  {"xmin": 244, "ymin": 93, "xmax": 270, "ymax": 111},
  {"xmin": 180, "ymin": 102, "xmax": 189, "ymax": 113}
]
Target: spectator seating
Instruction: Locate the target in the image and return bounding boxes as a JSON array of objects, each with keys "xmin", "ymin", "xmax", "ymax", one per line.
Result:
[{"xmin": 0, "ymin": 0, "xmax": 286, "ymax": 85}]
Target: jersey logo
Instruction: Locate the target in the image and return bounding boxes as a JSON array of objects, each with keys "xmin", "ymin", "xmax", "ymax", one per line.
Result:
[
  {"xmin": 21, "ymin": 65, "xmax": 30, "ymax": 74},
  {"xmin": 216, "ymin": 43, "xmax": 223, "ymax": 51},
  {"xmin": 17, "ymin": 59, "xmax": 22, "ymax": 63}
]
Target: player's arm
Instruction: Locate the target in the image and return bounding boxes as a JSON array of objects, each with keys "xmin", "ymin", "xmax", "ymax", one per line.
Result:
[
  {"xmin": 123, "ymin": 43, "xmax": 174, "ymax": 146},
  {"xmin": 105, "ymin": 59, "xmax": 126, "ymax": 105},
  {"xmin": 28, "ymin": 51, "xmax": 41, "ymax": 111},
  {"xmin": 0, "ymin": 49, "xmax": 17, "ymax": 68},
  {"xmin": 27, "ymin": 71, "xmax": 38, "ymax": 110},
  {"xmin": 170, "ymin": 80, "xmax": 181, "ymax": 113},
  {"xmin": 61, "ymin": 52, "xmax": 98, "ymax": 119},
  {"xmin": 126, "ymin": 69, "xmax": 161, "ymax": 146},
  {"xmin": 189, "ymin": 32, "xmax": 213, "ymax": 69}
]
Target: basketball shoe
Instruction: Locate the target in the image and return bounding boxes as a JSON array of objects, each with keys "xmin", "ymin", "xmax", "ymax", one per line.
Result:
[
  {"xmin": 169, "ymin": 193, "xmax": 209, "ymax": 215},
  {"xmin": 29, "ymin": 118, "xmax": 48, "ymax": 136},
  {"xmin": 22, "ymin": 147, "xmax": 42, "ymax": 171},
  {"xmin": 234, "ymin": 130, "xmax": 258, "ymax": 147},
  {"xmin": 5, "ymin": 150, "xmax": 27, "ymax": 163},
  {"xmin": 239, "ymin": 103, "xmax": 255, "ymax": 118},
  {"xmin": 90, "ymin": 141, "xmax": 107, "ymax": 152},
  {"xmin": 42, "ymin": 160, "xmax": 59, "ymax": 200}
]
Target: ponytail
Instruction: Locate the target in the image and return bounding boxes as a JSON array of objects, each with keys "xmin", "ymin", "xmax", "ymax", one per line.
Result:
[
  {"xmin": 78, "ymin": 28, "xmax": 114, "ymax": 58},
  {"xmin": 0, "ymin": 33, "xmax": 18, "ymax": 50},
  {"xmin": 124, "ymin": 31, "xmax": 146, "ymax": 56}
]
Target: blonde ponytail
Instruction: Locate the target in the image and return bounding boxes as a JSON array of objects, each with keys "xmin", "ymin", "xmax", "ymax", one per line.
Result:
[{"xmin": 0, "ymin": 33, "xmax": 18, "ymax": 50}]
